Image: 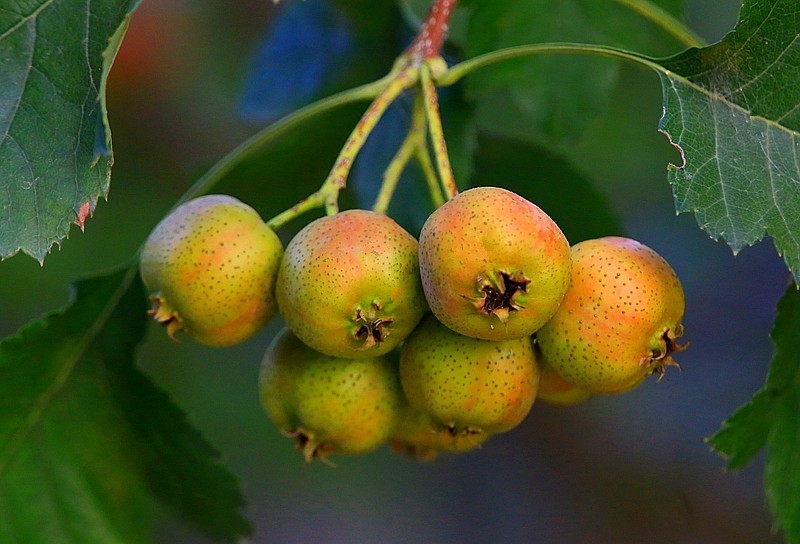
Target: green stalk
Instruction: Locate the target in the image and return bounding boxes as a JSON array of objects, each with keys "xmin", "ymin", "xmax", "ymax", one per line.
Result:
[
  {"xmin": 612, "ymin": 0, "xmax": 705, "ymax": 48},
  {"xmin": 437, "ymin": 43, "xmax": 667, "ymax": 88}
]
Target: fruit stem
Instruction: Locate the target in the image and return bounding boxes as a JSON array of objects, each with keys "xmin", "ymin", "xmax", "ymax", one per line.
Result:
[
  {"xmin": 420, "ymin": 63, "xmax": 458, "ymax": 200},
  {"xmin": 267, "ymin": 0, "xmax": 461, "ymax": 226},
  {"xmin": 321, "ymin": 60, "xmax": 419, "ymax": 216},
  {"xmin": 372, "ymin": 93, "xmax": 432, "ymax": 214},
  {"xmin": 266, "ymin": 191, "xmax": 326, "ymax": 230},
  {"xmin": 406, "ymin": 0, "xmax": 459, "ymax": 59},
  {"xmin": 416, "ymin": 140, "xmax": 446, "ymax": 209}
]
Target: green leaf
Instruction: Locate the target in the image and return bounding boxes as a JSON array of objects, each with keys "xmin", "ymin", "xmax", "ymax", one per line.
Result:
[
  {"xmin": 708, "ymin": 286, "xmax": 800, "ymax": 543},
  {"xmin": 0, "ymin": 269, "xmax": 251, "ymax": 543},
  {"xmin": 658, "ymin": 0, "xmax": 800, "ymax": 281},
  {"xmin": 0, "ymin": 0, "xmax": 140, "ymax": 263},
  {"xmin": 464, "ymin": 0, "xmax": 688, "ymax": 148},
  {"xmin": 470, "ymin": 135, "xmax": 625, "ymax": 243}
]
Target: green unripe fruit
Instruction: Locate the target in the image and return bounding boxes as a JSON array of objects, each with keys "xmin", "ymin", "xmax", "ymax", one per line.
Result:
[
  {"xmin": 389, "ymin": 399, "xmax": 491, "ymax": 462},
  {"xmin": 418, "ymin": 186, "xmax": 571, "ymax": 341},
  {"xmin": 259, "ymin": 328, "xmax": 401, "ymax": 461},
  {"xmin": 536, "ymin": 236, "xmax": 686, "ymax": 394},
  {"xmin": 276, "ymin": 209, "xmax": 428, "ymax": 358},
  {"xmin": 399, "ymin": 315, "xmax": 539, "ymax": 438},
  {"xmin": 140, "ymin": 195, "xmax": 283, "ymax": 347}
]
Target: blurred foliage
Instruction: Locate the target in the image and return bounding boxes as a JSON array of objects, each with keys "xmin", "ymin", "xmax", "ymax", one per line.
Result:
[{"xmin": 5, "ymin": 1, "xmax": 799, "ymax": 544}]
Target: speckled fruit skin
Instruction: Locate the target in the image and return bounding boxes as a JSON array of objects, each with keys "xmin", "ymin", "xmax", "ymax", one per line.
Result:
[
  {"xmin": 418, "ymin": 186, "xmax": 571, "ymax": 341},
  {"xmin": 140, "ymin": 195, "xmax": 283, "ymax": 347},
  {"xmin": 259, "ymin": 328, "xmax": 400, "ymax": 461},
  {"xmin": 276, "ymin": 209, "xmax": 428, "ymax": 359},
  {"xmin": 389, "ymin": 400, "xmax": 491, "ymax": 461},
  {"xmin": 536, "ymin": 236, "xmax": 686, "ymax": 394},
  {"xmin": 399, "ymin": 315, "xmax": 539, "ymax": 437}
]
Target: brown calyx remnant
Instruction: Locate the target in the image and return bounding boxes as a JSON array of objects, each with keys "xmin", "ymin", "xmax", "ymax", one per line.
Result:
[
  {"xmin": 641, "ymin": 325, "xmax": 689, "ymax": 380},
  {"xmin": 148, "ymin": 295, "xmax": 184, "ymax": 341},
  {"xmin": 286, "ymin": 429, "xmax": 335, "ymax": 465},
  {"xmin": 469, "ymin": 271, "xmax": 530, "ymax": 323},
  {"xmin": 352, "ymin": 301, "xmax": 394, "ymax": 349},
  {"xmin": 445, "ymin": 424, "xmax": 483, "ymax": 439}
]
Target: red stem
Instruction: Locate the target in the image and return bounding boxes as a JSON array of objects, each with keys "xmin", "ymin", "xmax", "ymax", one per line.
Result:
[{"xmin": 407, "ymin": 0, "xmax": 459, "ymax": 59}]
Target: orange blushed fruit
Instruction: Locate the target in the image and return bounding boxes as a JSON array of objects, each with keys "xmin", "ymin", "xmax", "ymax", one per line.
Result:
[
  {"xmin": 140, "ymin": 195, "xmax": 283, "ymax": 347},
  {"xmin": 276, "ymin": 209, "xmax": 428, "ymax": 359},
  {"xmin": 418, "ymin": 186, "xmax": 571, "ymax": 341},
  {"xmin": 536, "ymin": 237, "xmax": 686, "ymax": 394}
]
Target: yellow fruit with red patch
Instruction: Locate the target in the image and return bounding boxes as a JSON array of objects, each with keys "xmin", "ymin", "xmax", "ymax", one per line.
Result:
[
  {"xmin": 399, "ymin": 315, "xmax": 539, "ymax": 439},
  {"xmin": 140, "ymin": 195, "xmax": 283, "ymax": 347},
  {"xmin": 418, "ymin": 186, "xmax": 571, "ymax": 341}
]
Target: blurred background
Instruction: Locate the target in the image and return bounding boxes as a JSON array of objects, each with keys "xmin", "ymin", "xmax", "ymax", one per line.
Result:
[{"xmin": 0, "ymin": 0, "xmax": 790, "ymax": 542}]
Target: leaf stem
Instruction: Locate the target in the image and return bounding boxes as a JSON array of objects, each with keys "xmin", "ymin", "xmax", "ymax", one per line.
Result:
[
  {"xmin": 420, "ymin": 63, "xmax": 458, "ymax": 200},
  {"xmin": 416, "ymin": 145, "xmax": 445, "ymax": 209},
  {"xmin": 437, "ymin": 42, "xmax": 667, "ymax": 88},
  {"xmin": 612, "ymin": 0, "xmax": 705, "ymax": 48},
  {"xmin": 177, "ymin": 75, "xmax": 394, "ymax": 207}
]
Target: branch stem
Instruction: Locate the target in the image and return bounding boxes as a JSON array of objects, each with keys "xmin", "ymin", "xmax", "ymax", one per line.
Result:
[{"xmin": 406, "ymin": 0, "xmax": 460, "ymax": 59}]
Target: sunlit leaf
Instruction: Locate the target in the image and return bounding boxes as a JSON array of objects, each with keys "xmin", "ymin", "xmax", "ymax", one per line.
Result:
[
  {"xmin": 0, "ymin": 0, "xmax": 141, "ymax": 262},
  {"xmin": 658, "ymin": 0, "xmax": 800, "ymax": 280}
]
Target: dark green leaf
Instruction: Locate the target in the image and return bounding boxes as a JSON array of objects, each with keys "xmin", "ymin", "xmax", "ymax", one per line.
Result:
[
  {"xmin": 0, "ymin": 269, "xmax": 251, "ymax": 543},
  {"xmin": 470, "ymin": 134, "xmax": 625, "ymax": 243},
  {"xmin": 658, "ymin": 0, "xmax": 800, "ymax": 281},
  {"xmin": 464, "ymin": 0, "xmax": 688, "ymax": 148},
  {"xmin": 708, "ymin": 286, "xmax": 800, "ymax": 543},
  {"xmin": 0, "ymin": 0, "xmax": 140, "ymax": 263}
]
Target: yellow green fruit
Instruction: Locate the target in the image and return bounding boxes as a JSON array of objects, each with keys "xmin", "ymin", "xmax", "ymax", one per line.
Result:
[
  {"xmin": 140, "ymin": 195, "xmax": 283, "ymax": 347},
  {"xmin": 536, "ymin": 236, "xmax": 686, "ymax": 394},
  {"xmin": 399, "ymin": 315, "xmax": 539, "ymax": 438},
  {"xmin": 389, "ymin": 399, "xmax": 491, "ymax": 462},
  {"xmin": 259, "ymin": 328, "xmax": 401, "ymax": 461},
  {"xmin": 276, "ymin": 209, "xmax": 428, "ymax": 358},
  {"xmin": 418, "ymin": 186, "xmax": 571, "ymax": 341}
]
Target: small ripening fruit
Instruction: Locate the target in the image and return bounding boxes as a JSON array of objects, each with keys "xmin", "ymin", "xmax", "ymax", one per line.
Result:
[
  {"xmin": 389, "ymin": 400, "xmax": 491, "ymax": 462},
  {"xmin": 276, "ymin": 209, "xmax": 428, "ymax": 359},
  {"xmin": 140, "ymin": 195, "xmax": 283, "ymax": 347},
  {"xmin": 418, "ymin": 186, "xmax": 571, "ymax": 341},
  {"xmin": 535, "ymin": 358, "xmax": 591, "ymax": 407},
  {"xmin": 259, "ymin": 328, "xmax": 400, "ymax": 461},
  {"xmin": 536, "ymin": 236, "xmax": 686, "ymax": 394},
  {"xmin": 399, "ymin": 315, "xmax": 539, "ymax": 439}
]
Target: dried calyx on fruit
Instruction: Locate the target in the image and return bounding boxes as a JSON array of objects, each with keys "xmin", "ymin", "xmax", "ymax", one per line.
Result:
[
  {"xmin": 276, "ymin": 209, "xmax": 428, "ymax": 359},
  {"xmin": 418, "ymin": 186, "xmax": 571, "ymax": 341},
  {"xmin": 259, "ymin": 328, "xmax": 401, "ymax": 462}
]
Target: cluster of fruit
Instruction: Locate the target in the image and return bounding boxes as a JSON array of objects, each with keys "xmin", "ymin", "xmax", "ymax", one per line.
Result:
[{"xmin": 140, "ymin": 187, "xmax": 685, "ymax": 461}]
